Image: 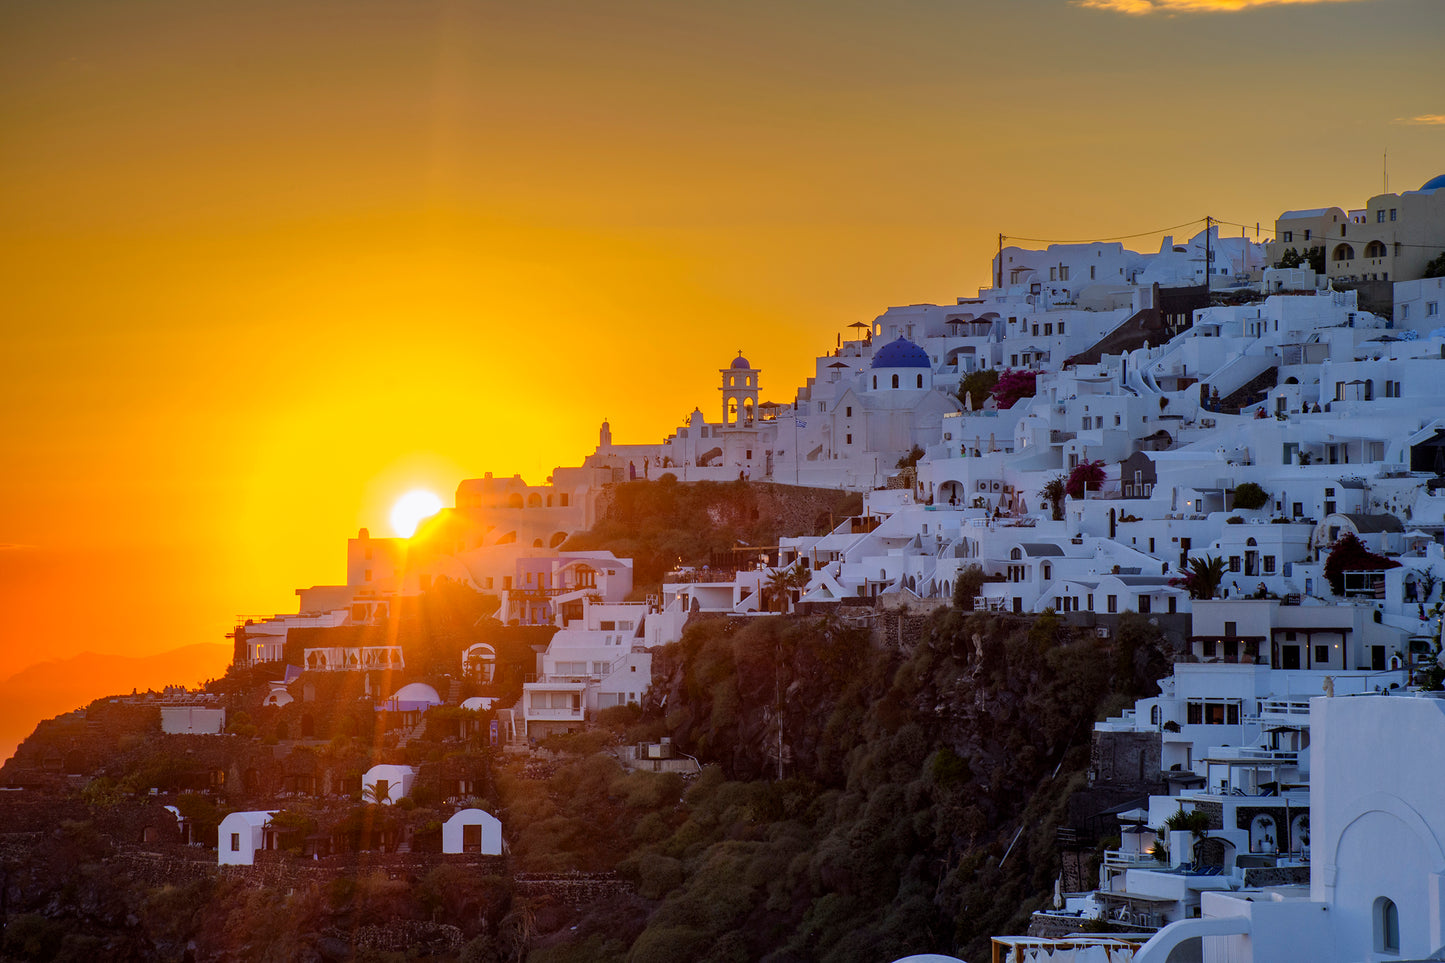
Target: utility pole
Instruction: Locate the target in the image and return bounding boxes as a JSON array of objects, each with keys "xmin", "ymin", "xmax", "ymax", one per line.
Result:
[{"xmin": 1204, "ymin": 216, "xmax": 1213, "ymax": 292}]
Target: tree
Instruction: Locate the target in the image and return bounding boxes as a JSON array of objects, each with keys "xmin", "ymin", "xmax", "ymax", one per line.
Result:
[
  {"xmin": 1419, "ymin": 565, "xmax": 1439, "ymax": 603},
  {"xmin": 1425, "ymin": 251, "xmax": 1445, "ymax": 279},
  {"xmin": 1232, "ymin": 482, "xmax": 1269, "ymax": 511},
  {"xmin": 765, "ymin": 568, "xmax": 793, "ymax": 614},
  {"xmin": 1304, "ymin": 246, "xmax": 1325, "ymax": 274},
  {"xmin": 1064, "ymin": 460, "xmax": 1106, "ymax": 500},
  {"xmin": 957, "ymin": 368, "xmax": 999, "ymax": 407},
  {"xmin": 1173, "ymin": 555, "xmax": 1225, "ymax": 600},
  {"xmin": 895, "ymin": 445, "xmax": 925, "ymax": 470},
  {"xmin": 952, "ymin": 564, "xmax": 987, "ymax": 611},
  {"xmin": 362, "ymin": 781, "xmax": 392, "ymax": 805},
  {"xmin": 1039, "ymin": 476, "xmax": 1067, "ymax": 521},
  {"xmin": 991, "ymin": 369, "xmax": 1038, "ymax": 410},
  {"xmin": 1323, "ymin": 531, "xmax": 1400, "ymax": 595},
  {"xmin": 1274, "ymin": 247, "xmax": 1304, "ymax": 269}
]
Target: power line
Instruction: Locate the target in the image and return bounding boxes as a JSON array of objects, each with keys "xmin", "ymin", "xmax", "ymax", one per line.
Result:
[
  {"xmin": 1213, "ymin": 215, "xmax": 1445, "ymax": 251},
  {"xmin": 999, "ymin": 216, "xmax": 1202, "ymax": 245}
]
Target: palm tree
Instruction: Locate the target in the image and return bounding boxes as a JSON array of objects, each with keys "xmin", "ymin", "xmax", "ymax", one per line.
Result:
[
  {"xmin": 765, "ymin": 567, "xmax": 792, "ymax": 613},
  {"xmin": 362, "ymin": 781, "xmax": 392, "ymax": 805},
  {"xmin": 1178, "ymin": 555, "xmax": 1226, "ymax": 600}
]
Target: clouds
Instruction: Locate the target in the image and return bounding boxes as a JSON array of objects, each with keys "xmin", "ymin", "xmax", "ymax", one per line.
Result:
[
  {"xmin": 1076, "ymin": 0, "xmax": 1378, "ymax": 14},
  {"xmin": 1394, "ymin": 114, "xmax": 1445, "ymax": 127}
]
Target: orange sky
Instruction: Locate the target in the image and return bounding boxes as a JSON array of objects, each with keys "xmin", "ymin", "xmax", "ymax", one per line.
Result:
[{"xmin": 1, "ymin": 0, "xmax": 1442, "ymax": 723}]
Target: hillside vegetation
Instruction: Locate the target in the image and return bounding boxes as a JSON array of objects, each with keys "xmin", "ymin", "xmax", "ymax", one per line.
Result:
[
  {"xmin": 0, "ymin": 478, "xmax": 1171, "ymax": 962},
  {"xmin": 502, "ymin": 608, "xmax": 1171, "ymax": 963}
]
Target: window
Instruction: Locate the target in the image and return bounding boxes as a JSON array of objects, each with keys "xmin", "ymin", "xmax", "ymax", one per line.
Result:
[
  {"xmin": 1058, "ymin": 322, "xmax": 1065, "ymax": 334},
  {"xmin": 1429, "ymin": 302, "xmax": 1439, "ymax": 317},
  {"xmin": 845, "ymin": 406, "xmax": 852, "ymax": 417},
  {"xmin": 917, "ymin": 374, "xmax": 923, "ymax": 388},
  {"xmin": 1263, "ymin": 556, "xmax": 1276, "ymax": 574},
  {"xmin": 1050, "ymin": 267, "xmax": 1057, "ymax": 281},
  {"xmin": 1090, "ymin": 265, "xmax": 1096, "ymax": 280},
  {"xmin": 1224, "ymin": 621, "xmax": 1237, "ymax": 636},
  {"xmin": 1138, "ymin": 595, "xmax": 1151, "ymax": 614},
  {"xmin": 1107, "ymin": 595, "xmax": 1117, "ymax": 613},
  {"xmin": 1304, "ymin": 229, "xmax": 1311, "ymax": 241},
  {"xmin": 872, "ymin": 376, "xmax": 877, "ymax": 389},
  {"xmin": 845, "ymin": 434, "xmax": 852, "ymax": 445},
  {"xmin": 1282, "ymin": 230, "xmax": 1293, "ymax": 242},
  {"xmin": 1044, "ymin": 323, "xmax": 1053, "ymax": 335},
  {"xmin": 1376, "ymin": 896, "xmax": 1400, "ymax": 953},
  {"xmin": 1315, "ymin": 644, "xmax": 1329, "ymax": 665},
  {"xmin": 1377, "ymin": 210, "xmax": 1386, "ymax": 223},
  {"xmin": 892, "ymin": 374, "xmax": 899, "ymax": 389},
  {"xmin": 1059, "ymin": 265, "xmax": 1069, "ymax": 281},
  {"xmin": 1229, "ymin": 556, "xmax": 1241, "ymax": 572},
  {"xmin": 231, "ymin": 833, "xmax": 241, "ymax": 852}
]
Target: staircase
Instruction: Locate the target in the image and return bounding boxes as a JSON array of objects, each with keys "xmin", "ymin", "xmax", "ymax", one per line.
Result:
[
  {"xmin": 447, "ymin": 678, "xmax": 463, "ymax": 704},
  {"xmin": 1216, "ymin": 366, "xmax": 1278, "ymax": 414},
  {"xmin": 1066, "ymin": 307, "xmax": 1164, "ymax": 368}
]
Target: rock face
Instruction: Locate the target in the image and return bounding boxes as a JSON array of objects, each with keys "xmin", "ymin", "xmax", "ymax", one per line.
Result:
[{"xmin": 638, "ymin": 607, "xmax": 1172, "ymax": 961}]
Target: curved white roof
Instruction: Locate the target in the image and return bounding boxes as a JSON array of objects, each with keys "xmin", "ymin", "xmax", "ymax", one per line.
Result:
[{"xmin": 390, "ymin": 682, "xmax": 442, "ymax": 705}]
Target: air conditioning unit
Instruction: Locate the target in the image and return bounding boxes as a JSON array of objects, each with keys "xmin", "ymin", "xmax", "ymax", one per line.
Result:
[
  {"xmin": 991, "ymin": 480, "xmax": 1002, "ymax": 492},
  {"xmin": 978, "ymin": 481, "xmax": 989, "ymax": 492},
  {"xmin": 1096, "ymin": 626, "xmax": 1112, "ymax": 639}
]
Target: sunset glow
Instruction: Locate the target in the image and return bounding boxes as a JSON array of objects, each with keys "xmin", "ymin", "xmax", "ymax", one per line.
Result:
[
  {"xmin": 390, "ymin": 490, "xmax": 444, "ymax": 539},
  {"xmin": 0, "ymin": 0, "xmax": 1441, "ymax": 762}
]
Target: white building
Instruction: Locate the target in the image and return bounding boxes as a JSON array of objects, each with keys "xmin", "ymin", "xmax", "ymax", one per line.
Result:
[
  {"xmin": 1130, "ymin": 693, "xmax": 1445, "ymax": 962},
  {"xmin": 361, "ymin": 764, "xmax": 416, "ymax": 805},
  {"xmin": 441, "ymin": 808, "xmax": 504, "ymax": 855},
  {"xmin": 218, "ymin": 810, "xmax": 277, "ymax": 867}
]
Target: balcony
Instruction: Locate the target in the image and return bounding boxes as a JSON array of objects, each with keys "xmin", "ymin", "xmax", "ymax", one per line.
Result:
[{"xmin": 524, "ymin": 705, "xmax": 584, "ymax": 721}]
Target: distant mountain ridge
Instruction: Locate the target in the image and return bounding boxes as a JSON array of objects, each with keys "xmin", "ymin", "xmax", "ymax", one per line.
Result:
[{"xmin": 0, "ymin": 643, "xmax": 230, "ymax": 764}]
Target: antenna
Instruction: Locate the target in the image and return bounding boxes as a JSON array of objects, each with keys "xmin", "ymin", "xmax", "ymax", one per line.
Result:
[{"xmin": 1383, "ymin": 151, "xmax": 1388, "ymax": 195}]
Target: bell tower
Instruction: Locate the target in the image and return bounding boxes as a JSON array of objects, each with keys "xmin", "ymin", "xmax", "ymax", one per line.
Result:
[{"xmin": 720, "ymin": 351, "xmax": 759, "ymax": 426}]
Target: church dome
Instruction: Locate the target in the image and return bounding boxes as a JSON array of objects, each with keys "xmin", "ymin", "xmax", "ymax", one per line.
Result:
[
  {"xmin": 1421, "ymin": 173, "xmax": 1445, "ymax": 192},
  {"xmin": 870, "ymin": 336, "xmax": 930, "ymax": 369},
  {"xmin": 730, "ymin": 352, "xmax": 752, "ymax": 369}
]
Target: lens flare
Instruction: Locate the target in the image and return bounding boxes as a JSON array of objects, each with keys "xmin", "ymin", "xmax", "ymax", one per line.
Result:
[{"xmin": 390, "ymin": 489, "xmax": 443, "ymax": 538}]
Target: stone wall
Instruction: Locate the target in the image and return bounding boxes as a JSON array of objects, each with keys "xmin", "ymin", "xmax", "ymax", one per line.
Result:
[
  {"xmin": 222, "ymin": 849, "xmax": 509, "ymax": 888},
  {"xmin": 1241, "ymin": 865, "xmax": 1310, "ymax": 888},
  {"xmin": 515, "ymin": 872, "xmax": 634, "ymax": 906},
  {"xmin": 1089, "ymin": 730, "xmax": 1163, "ymax": 791},
  {"xmin": 1192, "ymin": 800, "xmax": 1224, "ymax": 831},
  {"xmin": 873, "ymin": 595, "xmax": 945, "ymax": 651}
]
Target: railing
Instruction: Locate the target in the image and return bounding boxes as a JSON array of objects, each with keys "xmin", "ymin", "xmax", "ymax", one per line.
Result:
[
  {"xmin": 664, "ymin": 569, "xmax": 740, "ymax": 584},
  {"xmin": 525, "ymin": 706, "xmax": 583, "ymax": 720},
  {"xmin": 1258, "ymin": 699, "xmax": 1311, "ymax": 719}
]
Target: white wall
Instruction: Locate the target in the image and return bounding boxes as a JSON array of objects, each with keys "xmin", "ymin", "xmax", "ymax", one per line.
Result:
[
  {"xmin": 362, "ymin": 764, "xmax": 416, "ymax": 804},
  {"xmin": 217, "ymin": 811, "xmax": 274, "ymax": 866},
  {"xmin": 1311, "ymin": 695, "xmax": 1445, "ymax": 960},
  {"xmin": 442, "ymin": 808, "xmax": 503, "ymax": 855}
]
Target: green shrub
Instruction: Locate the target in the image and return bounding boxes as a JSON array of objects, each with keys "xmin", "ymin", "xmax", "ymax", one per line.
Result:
[{"xmin": 1232, "ymin": 482, "xmax": 1269, "ymax": 510}]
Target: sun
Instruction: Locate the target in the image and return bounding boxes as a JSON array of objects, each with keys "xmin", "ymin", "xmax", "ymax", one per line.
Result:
[{"xmin": 390, "ymin": 489, "xmax": 444, "ymax": 538}]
